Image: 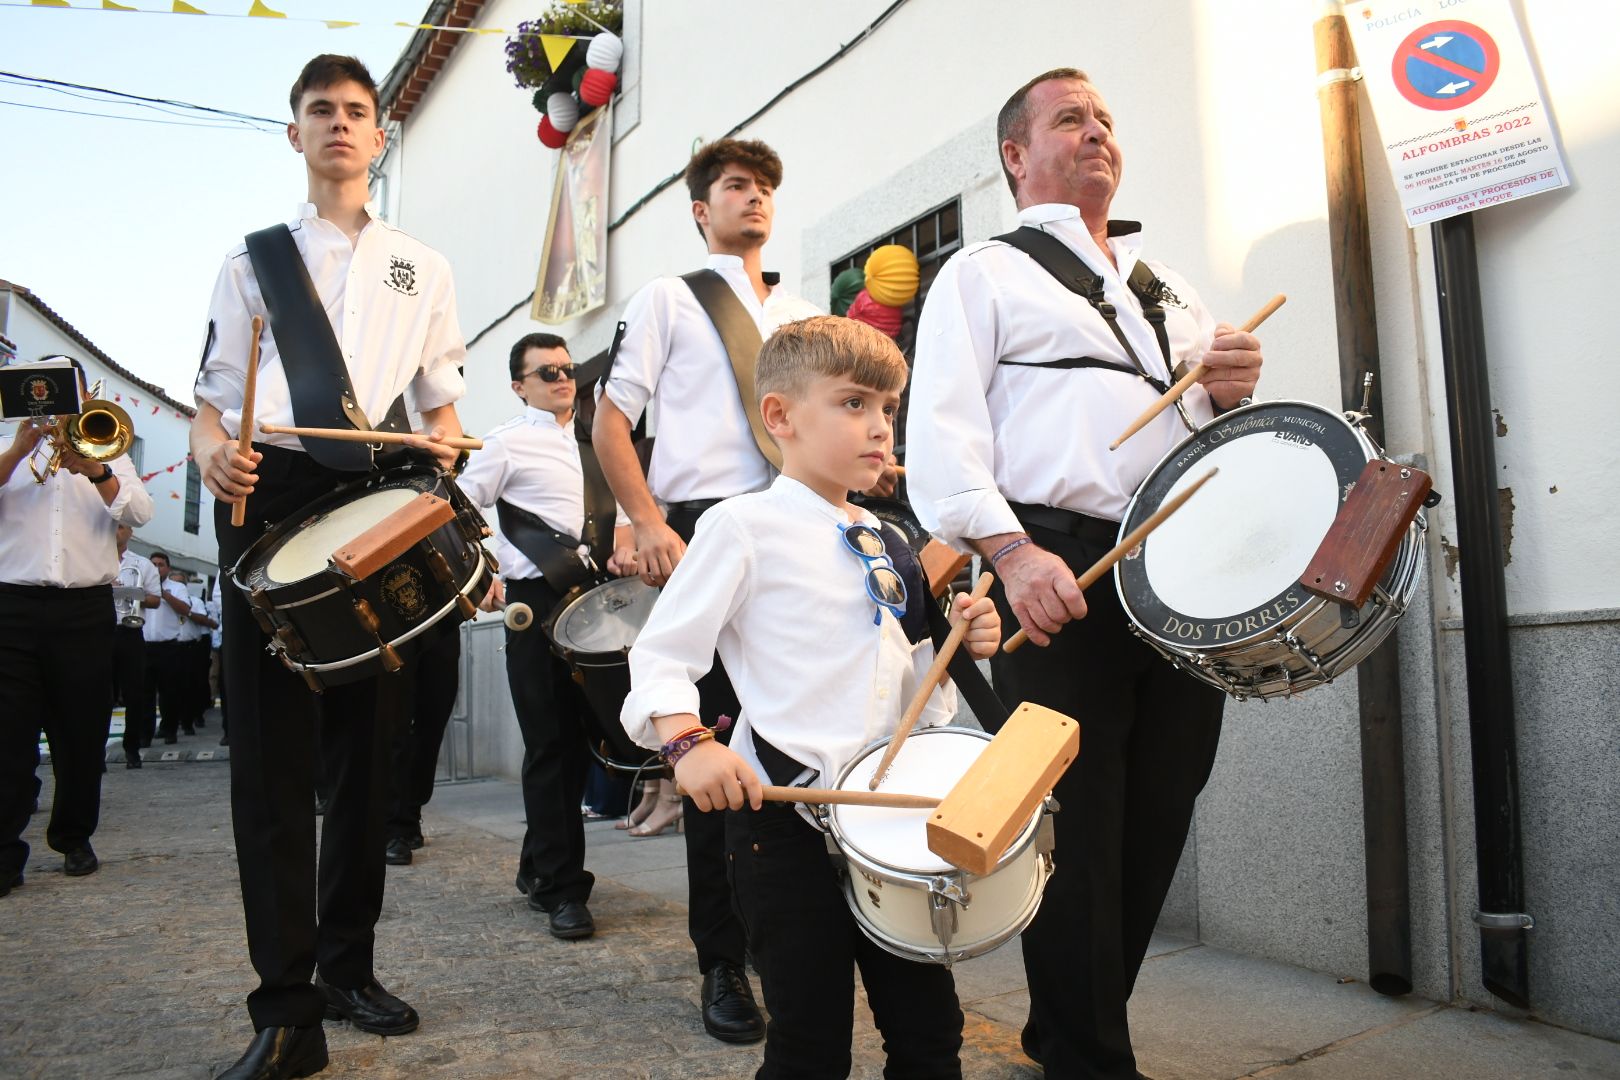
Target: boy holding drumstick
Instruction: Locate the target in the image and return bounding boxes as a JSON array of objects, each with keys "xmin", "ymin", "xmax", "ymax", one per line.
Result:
[{"xmin": 621, "ymin": 316, "xmax": 1000, "ymax": 1078}]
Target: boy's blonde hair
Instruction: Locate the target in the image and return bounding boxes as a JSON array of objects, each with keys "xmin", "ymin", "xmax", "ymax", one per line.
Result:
[{"xmin": 756, "ymin": 316, "xmax": 909, "ymax": 404}]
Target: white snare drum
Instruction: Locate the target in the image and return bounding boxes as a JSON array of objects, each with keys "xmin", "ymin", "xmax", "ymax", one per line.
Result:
[
  {"xmin": 827, "ymin": 728, "xmax": 1054, "ymax": 966},
  {"xmin": 1115, "ymin": 399, "xmax": 1425, "ymax": 700}
]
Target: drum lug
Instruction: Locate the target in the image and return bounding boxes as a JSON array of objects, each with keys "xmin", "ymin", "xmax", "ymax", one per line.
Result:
[
  {"xmin": 928, "ymin": 875, "xmax": 971, "ymax": 909},
  {"xmin": 425, "ymin": 548, "xmax": 455, "ymax": 586},
  {"xmin": 379, "ymin": 643, "xmax": 404, "ymax": 673},
  {"xmin": 275, "ymin": 625, "xmax": 306, "ymax": 656},
  {"xmin": 298, "ymin": 666, "xmax": 325, "ymax": 694},
  {"xmin": 454, "ymin": 593, "xmax": 478, "ymax": 620},
  {"xmin": 250, "ymin": 607, "xmax": 277, "ymax": 636},
  {"xmin": 352, "ymin": 598, "xmax": 381, "ymax": 636},
  {"xmin": 1283, "ymin": 631, "xmax": 1328, "ymax": 680},
  {"xmin": 928, "ymin": 878, "xmax": 966, "ymax": 959},
  {"xmin": 1036, "ymin": 801, "xmax": 1058, "ymax": 859}
]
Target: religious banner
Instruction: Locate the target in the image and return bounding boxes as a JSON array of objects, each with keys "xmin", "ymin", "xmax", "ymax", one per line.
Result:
[{"xmin": 532, "ymin": 100, "xmax": 612, "ymax": 325}]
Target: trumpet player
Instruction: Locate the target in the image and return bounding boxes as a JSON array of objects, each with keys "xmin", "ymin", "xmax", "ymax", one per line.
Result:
[
  {"xmin": 0, "ymin": 415, "xmax": 152, "ymax": 895},
  {"xmin": 113, "ymin": 523, "xmax": 162, "ymax": 767}
]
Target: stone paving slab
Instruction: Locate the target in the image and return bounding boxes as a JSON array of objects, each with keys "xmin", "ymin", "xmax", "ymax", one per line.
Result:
[{"xmin": 4, "ymin": 763, "xmax": 1617, "ymax": 1079}]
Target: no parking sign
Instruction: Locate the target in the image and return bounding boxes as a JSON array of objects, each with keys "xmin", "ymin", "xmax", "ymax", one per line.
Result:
[{"xmin": 1347, "ymin": 0, "xmax": 1567, "ymax": 226}]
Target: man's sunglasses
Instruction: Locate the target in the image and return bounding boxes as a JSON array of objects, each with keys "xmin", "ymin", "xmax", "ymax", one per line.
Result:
[
  {"xmin": 521, "ymin": 364, "xmax": 577, "ymax": 383},
  {"xmin": 839, "ymin": 522, "xmax": 907, "ymax": 625}
]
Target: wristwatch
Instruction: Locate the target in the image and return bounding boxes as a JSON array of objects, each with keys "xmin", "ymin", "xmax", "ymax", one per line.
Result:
[{"xmin": 90, "ymin": 465, "xmax": 115, "ymax": 484}]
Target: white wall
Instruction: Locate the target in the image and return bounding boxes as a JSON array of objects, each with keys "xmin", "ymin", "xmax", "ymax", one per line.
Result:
[{"xmin": 3, "ymin": 299, "xmax": 218, "ymax": 575}]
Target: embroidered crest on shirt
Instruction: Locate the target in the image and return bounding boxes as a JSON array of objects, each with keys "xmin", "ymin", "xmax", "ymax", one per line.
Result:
[
  {"xmin": 380, "ymin": 564, "xmax": 428, "ymax": 619},
  {"xmin": 384, "ymin": 256, "xmax": 419, "ymax": 296}
]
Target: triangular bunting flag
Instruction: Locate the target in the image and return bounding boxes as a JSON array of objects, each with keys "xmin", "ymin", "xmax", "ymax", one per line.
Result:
[
  {"xmin": 248, "ymin": 0, "xmax": 285, "ymax": 17},
  {"xmin": 173, "ymin": 1, "xmax": 206, "ymax": 12},
  {"xmin": 31, "ymin": 0, "xmax": 71, "ymax": 7},
  {"xmin": 540, "ymin": 34, "xmax": 575, "ymax": 73},
  {"xmin": 103, "ymin": 1, "xmax": 138, "ymax": 10},
  {"xmin": 324, "ymin": 19, "xmax": 357, "ymax": 28}
]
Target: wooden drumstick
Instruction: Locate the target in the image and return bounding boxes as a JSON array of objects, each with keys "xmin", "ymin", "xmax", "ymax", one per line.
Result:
[
  {"xmin": 869, "ymin": 570, "xmax": 995, "ymax": 790},
  {"xmin": 230, "ymin": 315, "xmax": 263, "ymax": 528},
  {"xmin": 678, "ymin": 784, "xmax": 940, "ymax": 809},
  {"xmin": 1108, "ymin": 293, "xmax": 1287, "ymax": 452},
  {"xmin": 1003, "ymin": 467, "xmax": 1219, "ymax": 654},
  {"xmin": 258, "ymin": 423, "xmax": 485, "ymax": 451}
]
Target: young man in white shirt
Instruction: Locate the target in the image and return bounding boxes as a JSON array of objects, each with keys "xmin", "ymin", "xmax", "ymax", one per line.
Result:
[
  {"xmin": 456, "ymin": 332, "xmax": 634, "ymax": 938},
  {"xmin": 112, "ymin": 524, "xmax": 161, "ymax": 767},
  {"xmin": 906, "ymin": 69, "xmax": 1264, "ymax": 1078},
  {"xmin": 622, "ymin": 316, "xmax": 1000, "ymax": 1078},
  {"xmin": 190, "ymin": 54, "xmax": 468, "ymax": 1080},
  {"xmin": 592, "ymin": 137, "xmax": 824, "ymax": 1043},
  {"xmin": 0, "ymin": 413, "xmax": 154, "ymax": 891},
  {"xmin": 145, "ymin": 551, "xmax": 194, "ymax": 743}
]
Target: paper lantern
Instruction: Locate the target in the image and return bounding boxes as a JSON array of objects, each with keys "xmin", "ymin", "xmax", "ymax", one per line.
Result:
[
  {"xmin": 579, "ymin": 68, "xmax": 618, "ymax": 107},
  {"xmin": 531, "ymin": 88, "xmax": 548, "ymax": 113},
  {"xmin": 547, "ymin": 92, "xmax": 579, "ymax": 133},
  {"xmin": 830, "ymin": 267, "xmax": 866, "ymax": 317},
  {"xmin": 846, "ymin": 290, "xmax": 903, "ymax": 339},
  {"xmin": 863, "ymin": 245, "xmax": 920, "ymax": 308},
  {"xmin": 586, "ymin": 32, "xmax": 624, "ymax": 73},
  {"xmin": 537, "ymin": 116, "xmax": 566, "ymax": 149}
]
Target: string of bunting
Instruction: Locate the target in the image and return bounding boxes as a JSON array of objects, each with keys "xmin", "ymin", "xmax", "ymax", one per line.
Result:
[
  {"xmin": 137, "ymin": 451, "xmax": 192, "ymax": 485},
  {"xmin": 9, "ymin": 0, "xmax": 594, "ymax": 41}
]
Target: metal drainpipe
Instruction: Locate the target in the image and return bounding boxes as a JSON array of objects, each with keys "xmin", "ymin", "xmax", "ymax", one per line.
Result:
[
  {"xmin": 1314, "ymin": 7, "xmax": 1413, "ymax": 996},
  {"xmin": 1430, "ymin": 212, "xmax": 1532, "ymax": 1008}
]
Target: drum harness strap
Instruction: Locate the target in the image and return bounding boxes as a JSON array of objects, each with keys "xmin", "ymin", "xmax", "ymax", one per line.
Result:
[
  {"xmin": 680, "ymin": 269, "xmax": 785, "ymax": 472},
  {"xmin": 242, "ymin": 224, "xmax": 412, "ymax": 471},
  {"xmin": 990, "ymin": 225, "xmax": 1198, "ymax": 434},
  {"xmin": 495, "ymin": 442, "xmax": 616, "ymax": 596}
]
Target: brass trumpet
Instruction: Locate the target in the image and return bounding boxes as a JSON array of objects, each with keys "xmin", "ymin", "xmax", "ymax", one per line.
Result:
[{"xmin": 29, "ymin": 381, "xmax": 135, "ymax": 483}]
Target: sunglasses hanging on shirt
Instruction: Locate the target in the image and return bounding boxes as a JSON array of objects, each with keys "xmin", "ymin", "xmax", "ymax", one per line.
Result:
[{"xmin": 839, "ymin": 522, "xmax": 908, "ymax": 626}]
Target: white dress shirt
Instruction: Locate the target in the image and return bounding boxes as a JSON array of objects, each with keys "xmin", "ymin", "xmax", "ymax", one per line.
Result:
[
  {"xmin": 179, "ymin": 586, "xmax": 209, "ymax": 642},
  {"xmin": 906, "ymin": 204, "xmax": 1219, "ymax": 544},
  {"xmin": 209, "ymin": 577, "xmax": 222, "ymax": 649},
  {"xmin": 194, "ymin": 203, "xmax": 467, "ymax": 448},
  {"xmin": 621, "ymin": 477, "xmax": 956, "ymax": 820},
  {"xmin": 143, "ymin": 576, "xmax": 192, "ymax": 642},
  {"xmin": 0, "ymin": 433, "xmax": 154, "ymax": 588},
  {"xmin": 114, "ymin": 549, "xmax": 161, "ymax": 624},
  {"xmin": 598, "ymin": 254, "xmax": 821, "ymax": 503},
  {"xmin": 456, "ymin": 406, "xmax": 629, "ymax": 582}
]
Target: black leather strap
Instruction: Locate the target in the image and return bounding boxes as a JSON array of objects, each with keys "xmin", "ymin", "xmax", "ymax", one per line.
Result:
[
  {"xmin": 680, "ymin": 269, "xmax": 780, "ymax": 470},
  {"xmin": 495, "ymin": 499, "xmax": 596, "ymax": 594}
]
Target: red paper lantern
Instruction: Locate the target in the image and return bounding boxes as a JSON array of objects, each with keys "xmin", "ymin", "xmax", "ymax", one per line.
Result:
[
  {"xmin": 845, "ymin": 289, "xmax": 903, "ymax": 339},
  {"xmin": 579, "ymin": 68, "xmax": 618, "ymax": 107},
  {"xmin": 537, "ymin": 116, "xmax": 567, "ymax": 149}
]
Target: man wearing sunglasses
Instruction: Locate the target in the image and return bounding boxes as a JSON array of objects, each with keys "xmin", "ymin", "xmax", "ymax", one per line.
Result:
[{"xmin": 455, "ymin": 333, "xmax": 634, "ymax": 942}]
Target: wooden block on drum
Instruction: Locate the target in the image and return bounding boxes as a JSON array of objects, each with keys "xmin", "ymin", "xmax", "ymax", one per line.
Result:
[
  {"xmin": 920, "ymin": 540, "xmax": 972, "ymax": 598},
  {"xmin": 331, "ymin": 493, "xmax": 456, "ymax": 581},
  {"xmin": 1301, "ymin": 459, "xmax": 1432, "ymax": 608},
  {"xmin": 927, "ymin": 701, "xmax": 1079, "ymax": 876}
]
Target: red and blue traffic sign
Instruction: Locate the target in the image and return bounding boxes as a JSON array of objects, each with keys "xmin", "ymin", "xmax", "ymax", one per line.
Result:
[{"xmin": 1392, "ymin": 20, "xmax": 1501, "ymax": 111}]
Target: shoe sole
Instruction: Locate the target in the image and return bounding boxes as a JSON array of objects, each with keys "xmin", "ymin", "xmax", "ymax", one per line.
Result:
[
  {"xmin": 548, "ymin": 924, "xmax": 595, "ymax": 940},
  {"xmin": 703, "ymin": 1023, "xmax": 766, "ymax": 1044},
  {"xmin": 64, "ymin": 863, "xmax": 98, "ymax": 878},
  {"xmin": 322, "ymin": 1004, "xmax": 420, "ymax": 1035}
]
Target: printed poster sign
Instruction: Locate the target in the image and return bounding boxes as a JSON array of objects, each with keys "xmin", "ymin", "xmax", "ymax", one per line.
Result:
[
  {"xmin": 533, "ymin": 101, "xmax": 613, "ymax": 325},
  {"xmin": 1347, "ymin": 0, "xmax": 1568, "ymax": 227}
]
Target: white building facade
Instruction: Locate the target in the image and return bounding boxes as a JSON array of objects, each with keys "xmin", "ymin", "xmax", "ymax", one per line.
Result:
[{"xmin": 373, "ymin": 0, "xmax": 1620, "ymax": 1040}]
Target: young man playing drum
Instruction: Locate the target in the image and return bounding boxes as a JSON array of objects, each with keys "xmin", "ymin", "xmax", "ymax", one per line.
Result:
[
  {"xmin": 190, "ymin": 54, "xmax": 469, "ymax": 1080},
  {"xmin": 906, "ymin": 69, "xmax": 1264, "ymax": 1078},
  {"xmin": 622, "ymin": 316, "xmax": 1000, "ymax": 1079},
  {"xmin": 454, "ymin": 331, "xmax": 635, "ymax": 939}
]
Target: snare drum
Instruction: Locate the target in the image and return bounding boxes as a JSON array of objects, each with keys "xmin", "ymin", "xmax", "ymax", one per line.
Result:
[
  {"xmin": 230, "ymin": 463, "xmax": 492, "ymax": 691},
  {"xmin": 542, "ymin": 574, "xmax": 663, "ymax": 772},
  {"xmin": 1115, "ymin": 399, "xmax": 1425, "ymax": 700},
  {"xmin": 827, "ymin": 728, "xmax": 1054, "ymax": 966}
]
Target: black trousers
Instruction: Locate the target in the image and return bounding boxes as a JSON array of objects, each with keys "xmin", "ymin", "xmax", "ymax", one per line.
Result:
[
  {"xmin": 726, "ymin": 803, "xmax": 963, "ymax": 1079},
  {"xmin": 112, "ymin": 625, "xmax": 150, "ymax": 758},
  {"xmin": 667, "ymin": 505, "xmax": 748, "ymax": 974},
  {"xmin": 147, "ymin": 639, "xmax": 191, "ymax": 738},
  {"xmin": 189, "ymin": 639, "xmax": 213, "ymax": 726},
  {"xmin": 217, "ymin": 446, "xmax": 403, "ymax": 1030},
  {"xmin": 992, "ymin": 520, "xmax": 1224, "ymax": 1080},
  {"xmin": 504, "ymin": 576, "xmax": 594, "ymax": 909},
  {"xmin": 0, "ymin": 583, "xmax": 113, "ymax": 879},
  {"xmin": 386, "ymin": 628, "xmax": 461, "ymax": 840}
]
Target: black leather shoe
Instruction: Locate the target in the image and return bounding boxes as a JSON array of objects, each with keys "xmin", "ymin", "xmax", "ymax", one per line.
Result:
[
  {"xmin": 701, "ymin": 962, "xmax": 764, "ymax": 1043},
  {"xmin": 126, "ymin": 755, "xmax": 143, "ymax": 769},
  {"xmin": 404, "ymin": 831, "xmax": 424, "ymax": 851},
  {"xmin": 63, "ymin": 845, "xmax": 98, "ymax": 877},
  {"xmin": 1020, "ymin": 1021, "xmax": 1042, "ymax": 1066},
  {"xmin": 316, "ymin": 976, "xmax": 419, "ymax": 1035},
  {"xmin": 546, "ymin": 900, "xmax": 595, "ymax": 940},
  {"xmin": 217, "ymin": 1024, "xmax": 328, "ymax": 1080},
  {"xmin": 163, "ymin": 734, "xmax": 177, "ymax": 745},
  {"xmin": 384, "ymin": 838, "xmax": 413, "ymax": 866}
]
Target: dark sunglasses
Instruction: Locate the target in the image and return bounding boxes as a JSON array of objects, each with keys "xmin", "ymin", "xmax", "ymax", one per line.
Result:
[
  {"xmin": 522, "ymin": 364, "xmax": 577, "ymax": 383},
  {"xmin": 839, "ymin": 523, "xmax": 907, "ymax": 625}
]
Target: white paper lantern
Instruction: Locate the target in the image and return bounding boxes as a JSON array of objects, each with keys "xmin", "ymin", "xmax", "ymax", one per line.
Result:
[
  {"xmin": 585, "ymin": 32, "xmax": 624, "ymax": 73},
  {"xmin": 547, "ymin": 92, "xmax": 580, "ymax": 133}
]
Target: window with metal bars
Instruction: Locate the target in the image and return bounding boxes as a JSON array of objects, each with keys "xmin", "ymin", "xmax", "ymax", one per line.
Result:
[{"xmin": 183, "ymin": 459, "xmax": 201, "ymax": 534}]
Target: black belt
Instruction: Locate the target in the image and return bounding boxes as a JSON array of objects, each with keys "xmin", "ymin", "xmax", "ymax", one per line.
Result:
[
  {"xmin": 0, "ymin": 580, "xmax": 112, "ymax": 597},
  {"xmin": 664, "ymin": 498, "xmax": 724, "ymax": 518},
  {"xmin": 1007, "ymin": 501, "xmax": 1119, "ymax": 546}
]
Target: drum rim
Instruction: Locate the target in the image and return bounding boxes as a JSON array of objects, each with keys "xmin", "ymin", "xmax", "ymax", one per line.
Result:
[
  {"xmin": 828, "ymin": 727, "xmax": 1041, "ymax": 883},
  {"xmin": 1113, "ymin": 399, "xmax": 1375, "ymax": 653},
  {"xmin": 542, "ymin": 574, "xmax": 659, "ymax": 661},
  {"xmin": 842, "ymin": 854, "xmax": 1050, "ymax": 966}
]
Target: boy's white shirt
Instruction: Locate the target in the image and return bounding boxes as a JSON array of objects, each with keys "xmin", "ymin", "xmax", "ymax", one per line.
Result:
[{"xmin": 620, "ymin": 475, "xmax": 957, "ymax": 818}]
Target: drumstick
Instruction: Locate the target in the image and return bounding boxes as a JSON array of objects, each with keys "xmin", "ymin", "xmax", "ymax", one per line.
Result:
[
  {"xmin": 258, "ymin": 423, "xmax": 484, "ymax": 451},
  {"xmin": 1003, "ymin": 467, "xmax": 1219, "ymax": 654},
  {"xmin": 230, "ymin": 315, "xmax": 263, "ymax": 528},
  {"xmin": 1108, "ymin": 294, "xmax": 1287, "ymax": 452},
  {"xmin": 678, "ymin": 784, "xmax": 940, "ymax": 809},
  {"xmin": 869, "ymin": 571, "xmax": 995, "ymax": 790}
]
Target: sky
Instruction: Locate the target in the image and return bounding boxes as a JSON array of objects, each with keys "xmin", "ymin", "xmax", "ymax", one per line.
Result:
[{"xmin": 0, "ymin": 0, "xmax": 436, "ymax": 400}]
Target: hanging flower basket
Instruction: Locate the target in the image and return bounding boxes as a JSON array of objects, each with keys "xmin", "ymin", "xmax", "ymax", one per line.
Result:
[{"xmin": 504, "ymin": 1, "xmax": 624, "ymax": 90}]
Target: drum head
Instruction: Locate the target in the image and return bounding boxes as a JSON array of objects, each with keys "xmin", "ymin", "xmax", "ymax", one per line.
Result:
[
  {"xmin": 833, "ymin": 728, "xmax": 992, "ymax": 875},
  {"xmin": 547, "ymin": 576, "xmax": 660, "ymax": 655},
  {"xmin": 263, "ymin": 486, "xmax": 419, "ymax": 585},
  {"xmin": 1118, "ymin": 401, "xmax": 1367, "ymax": 648}
]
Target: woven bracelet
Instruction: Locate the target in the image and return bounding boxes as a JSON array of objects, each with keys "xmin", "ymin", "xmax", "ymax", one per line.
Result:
[
  {"xmin": 661, "ymin": 729, "xmax": 714, "ymax": 766},
  {"xmin": 990, "ymin": 536, "xmax": 1033, "ymax": 564}
]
